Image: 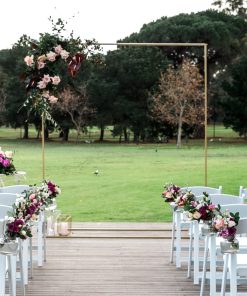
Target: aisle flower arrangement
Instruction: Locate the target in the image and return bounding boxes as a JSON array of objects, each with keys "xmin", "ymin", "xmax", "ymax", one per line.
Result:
[
  {"xmin": 4, "ymin": 180, "xmax": 61, "ymax": 240},
  {"xmin": 162, "ymin": 183, "xmax": 181, "ymax": 203},
  {"xmin": 0, "ymin": 148, "xmax": 16, "ymax": 175},
  {"xmin": 184, "ymin": 193, "xmax": 220, "ymax": 222},
  {"xmin": 212, "ymin": 208, "xmax": 240, "ymax": 240}
]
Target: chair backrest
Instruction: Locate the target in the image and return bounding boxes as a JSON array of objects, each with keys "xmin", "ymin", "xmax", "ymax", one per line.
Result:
[
  {"xmin": 0, "ymin": 205, "xmax": 12, "ymax": 219},
  {"xmin": 0, "ymin": 185, "xmax": 30, "ymax": 194},
  {"xmin": 208, "ymin": 194, "xmax": 243, "ymax": 205},
  {"xmin": 0, "ymin": 193, "xmax": 18, "ymax": 207},
  {"xmin": 239, "ymin": 186, "xmax": 247, "ymax": 198},
  {"xmin": 180, "ymin": 186, "xmax": 222, "ymax": 197},
  {"xmin": 220, "ymin": 204, "xmax": 247, "ymax": 219},
  {"xmin": 236, "ymin": 218, "xmax": 247, "ymax": 235}
]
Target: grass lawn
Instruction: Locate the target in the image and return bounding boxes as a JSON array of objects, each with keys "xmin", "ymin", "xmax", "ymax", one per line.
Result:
[{"xmin": 0, "ymin": 125, "xmax": 247, "ymax": 222}]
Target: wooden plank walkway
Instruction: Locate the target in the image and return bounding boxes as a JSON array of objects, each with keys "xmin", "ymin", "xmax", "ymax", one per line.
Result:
[{"xmin": 21, "ymin": 223, "xmax": 207, "ymax": 296}]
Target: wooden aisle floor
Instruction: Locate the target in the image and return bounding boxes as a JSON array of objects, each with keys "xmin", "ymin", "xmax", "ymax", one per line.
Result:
[{"xmin": 22, "ymin": 223, "xmax": 207, "ymax": 296}]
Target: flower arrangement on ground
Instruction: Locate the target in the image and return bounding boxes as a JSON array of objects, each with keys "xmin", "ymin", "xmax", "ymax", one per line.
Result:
[
  {"xmin": 184, "ymin": 193, "xmax": 219, "ymax": 222},
  {"xmin": 0, "ymin": 148, "xmax": 16, "ymax": 175}
]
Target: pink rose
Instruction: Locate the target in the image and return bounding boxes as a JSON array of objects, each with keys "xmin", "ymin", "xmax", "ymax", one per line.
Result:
[
  {"xmin": 42, "ymin": 74, "xmax": 51, "ymax": 84},
  {"xmin": 24, "ymin": 55, "xmax": 34, "ymax": 67},
  {"xmin": 214, "ymin": 218, "xmax": 225, "ymax": 230},
  {"xmin": 208, "ymin": 204, "xmax": 216, "ymax": 211},
  {"xmin": 29, "ymin": 194, "xmax": 36, "ymax": 201},
  {"xmin": 54, "ymin": 45, "xmax": 63, "ymax": 54},
  {"xmin": 46, "ymin": 51, "xmax": 57, "ymax": 62},
  {"xmin": 60, "ymin": 49, "xmax": 69, "ymax": 60},
  {"xmin": 51, "ymin": 76, "xmax": 61, "ymax": 85},
  {"xmin": 37, "ymin": 80, "xmax": 47, "ymax": 89},
  {"xmin": 48, "ymin": 95, "xmax": 58, "ymax": 104}
]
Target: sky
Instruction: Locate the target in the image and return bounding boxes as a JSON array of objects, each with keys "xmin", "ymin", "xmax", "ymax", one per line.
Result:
[{"xmin": 0, "ymin": 0, "xmax": 214, "ymax": 51}]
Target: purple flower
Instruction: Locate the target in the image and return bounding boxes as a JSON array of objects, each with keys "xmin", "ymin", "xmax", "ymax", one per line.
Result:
[
  {"xmin": 220, "ymin": 227, "xmax": 236, "ymax": 239},
  {"xmin": 199, "ymin": 206, "xmax": 208, "ymax": 219},
  {"xmin": 2, "ymin": 159, "xmax": 10, "ymax": 167}
]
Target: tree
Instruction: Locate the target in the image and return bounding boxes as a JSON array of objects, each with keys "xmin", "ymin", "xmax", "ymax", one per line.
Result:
[
  {"xmin": 57, "ymin": 86, "xmax": 95, "ymax": 140},
  {"xmin": 150, "ymin": 59, "xmax": 204, "ymax": 148},
  {"xmin": 212, "ymin": 0, "xmax": 247, "ymax": 18},
  {"xmin": 220, "ymin": 56, "xmax": 247, "ymax": 137}
]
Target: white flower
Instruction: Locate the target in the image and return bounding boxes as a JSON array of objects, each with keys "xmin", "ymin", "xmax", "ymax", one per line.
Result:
[
  {"xmin": 46, "ymin": 51, "xmax": 57, "ymax": 62},
  {"xmin": 21, "ymin": 230, "xmax": 26, "ymax": 236},
  {"xmin": 42, "ymin": 74, "xmax": 51, "ymax": 84},
  {"xmin": 24, "ymin": 55, "xmax": 34, "ymax": 67},
  {"xmin": 5, "ymin": 151, "xmax": 13, "ymax": 159},
  {"xmin": 60, "ymin": 49, "xmax": 69, "ymax": 60},
  {"xmin": 54, "ymin": 45, "xmax": 63, "ymax": 54},
  {"xmin": 51, "ymin": 76, "xmax": 61, "ymax": 85},
  {"xmin": 228, "ymin": 220, "xmax": 236, "ymax": 227}
]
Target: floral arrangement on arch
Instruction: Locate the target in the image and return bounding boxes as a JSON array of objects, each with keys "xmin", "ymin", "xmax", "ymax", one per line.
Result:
[
  {"xmin": 5, "ymin": 180, "xmax": 61, "ymax": 240},
  {"xmin": 0, "ymin": 147, "xmax": 16, "ymax": 175},
  {"xmin": 184, "ymin": 193, "xmax": 220, "ymax": 222},
  {"xmin": 22, "ymin": 18, "xmax": 101, "ymax": 120},
  {"xmin": 212, "ymin": 208, "xmax": 240, "ymax": 242}
]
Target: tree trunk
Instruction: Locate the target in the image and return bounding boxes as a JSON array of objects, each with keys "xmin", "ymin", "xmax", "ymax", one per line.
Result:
[
  {"xmin": 45, "ymin": 128, "xmax": 49, "ymax": 140},
  {"xmin": 133, "ymin": 130, "xmax": 139, "ymax": 143},
  {"xmin": 177, "ymin": 108, "xmax": 184, "ymax": 148},
  {"xmin": 23, "ymin": 122, "xmax": 29, "ymax": 139},
  {"xmin": 99, "ymin": 126, "xmax": 104, "ymax": 142},
  {"xmin": 62, "ymin": 128, "xmax": 69, "ymax": 141},
  {"xmin": 123, "ymin": 127, "xmax": 128, "ymax": 142}
]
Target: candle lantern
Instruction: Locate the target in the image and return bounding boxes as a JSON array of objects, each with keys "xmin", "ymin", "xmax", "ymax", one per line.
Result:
[
  {"xmin": 45, "ymin": 209, "xmax": 61, "ymax": 237},
  {"xmin": 57, "ymin": 214, "xmax": 72, "ymax": 237}
]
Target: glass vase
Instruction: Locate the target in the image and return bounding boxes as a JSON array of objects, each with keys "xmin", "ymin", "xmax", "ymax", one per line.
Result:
[
  {"xmin": 57, "ymin": 214, "xmax": 72, "ymax": 237},
  {"xmin": 201, "ymin": 220, "xmax": 213, "ymax": 236},
  {"xmin": 220, "ymin": 237, "xmax": 239, "ymax": 254}
]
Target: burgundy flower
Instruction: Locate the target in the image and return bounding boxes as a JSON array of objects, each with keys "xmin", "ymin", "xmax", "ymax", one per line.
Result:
[{"xmin": 199, "ymin": 206, "xmax": 208, "ymax": 219}]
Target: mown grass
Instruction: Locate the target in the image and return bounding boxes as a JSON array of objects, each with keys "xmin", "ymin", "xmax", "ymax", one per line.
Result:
[{"xmin": 0, "ymin": 125, "xmax": 246, "ymax": 222}]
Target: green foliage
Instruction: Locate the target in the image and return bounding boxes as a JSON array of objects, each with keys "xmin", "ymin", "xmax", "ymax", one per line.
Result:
[{"xmin": 221, "ymin": 56, "xmax": 247, "ymax": 136}]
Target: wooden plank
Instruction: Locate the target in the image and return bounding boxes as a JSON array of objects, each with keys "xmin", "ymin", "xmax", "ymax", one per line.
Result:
[{"xmin": 13, "ymin": 223, "xmax": 210, "ymax": 296}]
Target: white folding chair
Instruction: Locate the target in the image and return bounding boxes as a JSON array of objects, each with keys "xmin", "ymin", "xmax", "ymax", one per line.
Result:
[
  {"xmin": 0, "ymin": 185, "xmax": 30, "ymax": 194},
  {"xmin": 200, "ymin": 204, "xmax": 247, "ymax": 296},
  {"xmin": 221, "ymin": 217, "xmax": 247, "ymax": 296},
  {"xmin": 171, "ymin": 186, "xmax": 222, "ymax": 269},
  {"xmin": 0, "ymin": 205, "xmax": 25, "ymax": 296}
]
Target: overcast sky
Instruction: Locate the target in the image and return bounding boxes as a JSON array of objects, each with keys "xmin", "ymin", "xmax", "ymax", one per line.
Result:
[{"xmin": 1, "ymin": 0, "xmax": 214, "ymax": 50}]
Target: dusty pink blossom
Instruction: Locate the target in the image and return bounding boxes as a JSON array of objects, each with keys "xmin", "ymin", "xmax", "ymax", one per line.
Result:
[
  {"xmin": 214, "ymin": 218, "xmax": 225, "ymax": 230},
  {"xmin": 208, "ymin": 204, "xmax": 216, "ymax": 211},
  {"xmin": 38, "ymin": 61, "xmax": 46, "ymax": 69},
  {"xmin": 42, "ymin": 74, "xmax": 51, "ymax": 84},
  {"xmin": 48, "ymin": 95, "xmax": 58, "ymax": 104},
  {"xmin": 60, "ymin": 49, "xmax": 69, "ymax": 60},
  {"xmin": 29, "ymin": 194, "xmax": 36, "ymax": 201},
  {"xmin": 193, "ymin": 211, "xmax": 201, "ymax": 220},
  {"xmin": 46, "ymin": 51, "xmax": 57, "ymax": 62},
  {"xmin": 51, "ymin": 76, "xmax": 61, "ymax": 85},
  {"xmin": 54, "ymin": 45, "xmax": 63, "ymax": 54},
  {"xmin": 37, "ymin": 80, "xmax": 47, "ymax": 89},
  {"xmin": 24, "ymin": 55, "xmax": 34, "ymax": 67}
]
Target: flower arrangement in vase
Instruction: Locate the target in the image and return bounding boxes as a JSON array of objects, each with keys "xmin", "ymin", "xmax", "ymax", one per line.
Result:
[{"xmin": 0, "ymin": 148, "xmax": 16, "ymax": 175}]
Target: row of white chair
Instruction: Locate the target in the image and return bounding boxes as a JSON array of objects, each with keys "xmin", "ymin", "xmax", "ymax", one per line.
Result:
[
  {"xmin": 0, "ymin": 185, "xmax": 47, "ymax": 296},
  {"xmin": 170, "ymin": 185, "xmax": 247, "ymax": 295}
]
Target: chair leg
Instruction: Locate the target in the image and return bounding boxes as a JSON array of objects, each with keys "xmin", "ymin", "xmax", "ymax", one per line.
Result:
[
  {"xmin": 8, "ymin": 255, "xmax": 16, "ymax": 296},
  {"xmin": 23, "ymin": 240, "xmax": 28, "ymax": 285},
  {"xmin": 43, "ymin": 221, "xmax": 47, "ymax": 262},
  {"xmin": 29, "ymin": 238, "xmax": 33, "ymax": 279},
  {"xmin": 221, "ymin": 254, "xmax": 229, "ymax": 296},
  {"xmin": 200, "ymin": 235, "xmax": 209, "ymax": 296},
  {"xmin": 193, "ymin": 221, "xmax": 199, "ymax": 285},
  {"xmin": 175, "ymin": 211, "xmax": 181, "ymax": 268},
  {"xmin": 187, "ymin": 222, "xmax": 193, "ymax": 278},
  {"xmin": 18, "ymin": 240, "xmax": 25, "ymax": 296},
  {"xmin": 210, "ymin": 235, "xmax": 217, "ymax": 296},
  {"xmin": 229, "ymin": 254, "xmax": 237, "ymax": 296},
  {"xmin": 0, "ymin": 255, "xmax": 6, "ymax": 296},
  {"xmin": 37, "ymin": 216, "xmax": 43, "ymax": 267},
  {"xmin": 170, "ymin": 211, "xmax": 175, "ymax": 263}
]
